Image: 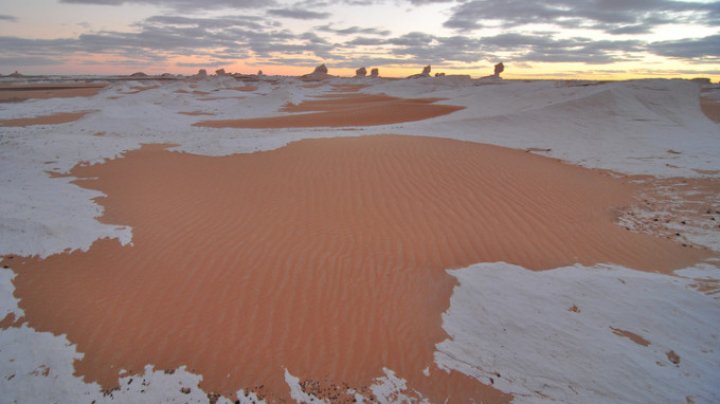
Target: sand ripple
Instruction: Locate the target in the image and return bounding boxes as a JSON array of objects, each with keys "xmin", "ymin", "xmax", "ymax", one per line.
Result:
[{"xmin": 3, "ymin": 135, "xmax": 711, "ymax": 401}]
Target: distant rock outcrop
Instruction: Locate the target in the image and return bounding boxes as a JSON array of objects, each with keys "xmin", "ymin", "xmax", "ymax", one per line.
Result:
[
  {"xmin": 691, "ymin": 77, "xmax": 711, "ymax": 85},
  {"xmin": 257, "ymin": 70, "xmax": 264, "ymax": 76},
  {"xmin": 355, "ymin": 67, "xmax": 367, "ymax": 77},
  {"xmin": 494, "ymin": 62, "xmax": 504, "ymax": 76},
  {"xmin": 129, "ymin": 72, "xmax": 148, "ymax": 77},
  {"xmin": 435, "ymin": 72, "xmax": 445, "ymax": 77},
  {"xmin": 215, "ymin": 69, "xmax": 227, "ymax": 76},
  {"xmin": 8, "ymin": 71, "xmax": 23, "ymax": 78},
  {"xmin": 407, "ymin": 65, "xmax": 431, "ymax": 79},
  {"xmin": 478, "ymin": 62, "xmax": 505, "ymax": 82},
  {"xmin": 370, "ymin": 68, "xmax": 379, "ymax": 78},
  {"xmin": 197, "ymin": 69, "xmax": 208, "ymax": 77},
  {"xmin": 301, "ymin": 64, "xmax": 331, "ymax": 81}
]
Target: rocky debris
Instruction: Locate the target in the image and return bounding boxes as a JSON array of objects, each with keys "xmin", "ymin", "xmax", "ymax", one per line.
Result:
[
  {"xmin": 180, "ymin": 387, "xmax": 191, "ymax": 394},
  {"xmin": 407, "ymin": 65, "xmax": 431, "ymax": 79},
  {"xmin": 370, "ymin": 68, "xmax": 379, "ymax": 78},
  {"xmin": 215, "ymin": 68, "xmax": 227, "ymax": 76},
  {"xmin": 197, "ymin": 69, "xmax": 208, "ymax": 77},
  {"xmin": 301, "ymin": 64, "xmax": 331, "ymax": 81},
  {"xmin": 666, "ymin": 350, "xmax": 681, "ymax": 365},
  {"xmin": 129, "ymin": 72, "xmax": 148, "ymax": 77},
  {"xmin": 355, "ymin": 67, "xmax": 367, "ymax": 77}
]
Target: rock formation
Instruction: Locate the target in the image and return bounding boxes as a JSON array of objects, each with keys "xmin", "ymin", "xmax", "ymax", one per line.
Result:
[
  {"xmin": 8, "ymin": 71, "xmax": 23, "ymax": 78},
  {"xmin": 355, "ymin": 67, "xmax": 367, "ymax": 77},
  {"xmin": 129, "ymin": 72, "xmax": 148, "ymax": 77},
  {"xmin": 257, "ymin": 70, "xmax": 263, "ymax": 76},
  {"xmin": 494, "ymin": 62, "xmax": 504, "ymax": 76},
  {"xmin": 301, "ymin": 64, "xmax": 331, "ymax": 81},
  {"xmin": 197, "ymin": 69, "xmax": 208, "ymax": 77},
  {"xmin": 407, "ymin": 65, "xmax": 431, "ymax": 79},
  {"xmin": 215, "ymin": 69, "xmax": 227, "ymax": 76},
  {"xmin": 478, "ymin": 62, "xmax": 505, "ymax": 82},
  {"xmin": 435, "ymin": 72, "xmax": 446, "ymax": 77},
  {"xmin": 370, "ymin": 68, "xmax": 379, "ymax": 78}
]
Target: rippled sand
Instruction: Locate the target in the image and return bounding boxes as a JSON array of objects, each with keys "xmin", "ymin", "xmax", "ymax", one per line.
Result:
[
  {"xmin": 0, "ymin": 111, "xmax": 91, "ymax": 127},
  {"xmin": 193, "ymin": 93, "xmax": 464, "ymax": 128},
  {"xmin": 3, "ymin": 135, "xmax": 711, "ymax": 401}
]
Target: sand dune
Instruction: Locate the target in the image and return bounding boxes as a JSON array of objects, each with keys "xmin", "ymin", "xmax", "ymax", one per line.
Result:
[
  {"xmin": 0, "ymin": 111, "xmax": 91, "ymax": 127},
  {"xmin": 0, "ymin": 84, "xmax": 105, "ymax": 102},
  {"xmin": 194, "ymin": 94, "xmax": 463, "ymax": 128},
  {"xmin": 4, "ymin": 135, "xmax": 711, "ymax": 402}
]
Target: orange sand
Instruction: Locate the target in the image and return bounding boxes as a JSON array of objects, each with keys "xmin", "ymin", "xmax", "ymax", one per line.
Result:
[
  {"xmin": 3, "ymin": 135, "xmax": 711, "ymax": 402},
  {"xmin": 0, "ymin": 111, "xmax": 90, "ymax": 127},
  {"xmin": 194, "ymin": 94, "xmax": 463, "ymax": 128},
  {"xmin": 700, "ymin": 96, "xmax": 720, "ymax": 123},
  {"xmin": 0, "ymin": 84, "xmax": 104, "ymax": 102},
  {"xmin": 178, "ymin": 111, "xmax": 216, "ymax": 116},
  {"xmin": 610, "ymin": 327, "xmax": 651, "ymax": 346}
]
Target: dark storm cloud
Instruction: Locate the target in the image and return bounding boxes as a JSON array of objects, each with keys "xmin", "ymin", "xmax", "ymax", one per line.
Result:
[
  {"xmin": 60, "ymin": 0, "xmax": 273, "ymax": 9},
  {"xmin": 444, "ymin": 0, "xmax": 719, "ymax": 34},
  {"xmin": 267, "ymin": 8, "xmax": 331, "ymax": 19},
  {"xmin": 649, "ymin": 35, "xmax": 720, "ymax": 59}
]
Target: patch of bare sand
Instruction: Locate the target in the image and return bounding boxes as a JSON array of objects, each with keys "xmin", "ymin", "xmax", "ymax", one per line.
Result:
[
  {"xmin": 0, "ymin": 84, "xmax": 105, "ymax": 102},
  {"xmin": 610, "ymin": 327, "xmax": 651, "ymax": 346},
  {"xmin": 178, "ymin": 111, "xmax": 216, "ymax": 116},
  {"xmin": 3, "ymin": 135, "xmax": 712, "ymax": 402},
  {"xmin": 0, "ymin": 111, "xmax": 91, "ymax": 127},
  {"xmin": 700, "ymin": 96, "xmax": 720, "ymax": 123},
  {"xmin": 194, "ymin": 94, "xmax": 463, "ymax": 128},
  {"xmin": 233, "ymin": 85, "xmax": 257, "ymax": 92}
]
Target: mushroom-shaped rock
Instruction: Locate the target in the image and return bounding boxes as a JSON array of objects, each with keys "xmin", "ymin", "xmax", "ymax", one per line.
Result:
[
  {"xmin": 370, "ymin": 68, "xmax": 379, "ymax": 78},
  {"xmin": 197, "ymin": 69, "xmax": 208, "ymax": 77},
  {"xmin": 494, "ymin": 62, "xmax": 504, "ymax": 76},
  {"xmin": 215, "ymin": 68, "xmax": 227, "ymax": 76},
  {"xmin": 301, "ymin": 64, "xmax": 331, "ymax": 81},
  {"xmin": 355, "ymin": 67, "xmax": 367, "ymax": 77},
  {"xmin": 407, "ymin": 65, "xmax": 431, "ymax": 79},
  {"xmin": 257, "ymin": 70, "xmax": 264, "ymax": 76}
]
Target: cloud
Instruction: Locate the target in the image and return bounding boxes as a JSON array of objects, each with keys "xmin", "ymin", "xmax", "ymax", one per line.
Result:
[
  {"xmin": 0, "ymin": 14, "xmax": 17, "ymax": 22},
  {"xmin": 267, "ymin": 8, "xmax": 331, "ymax": 19},
  {"xmin": 649, "ymin": 35, "xmax": 720, "ymax": 59},
  {"xmin": 444, "ymin": 0, "xmax": 719, "ymax": 34},
  {"xmin": 316, "ymin": 24, "xmax": 390, "ymax": 36},
  {"xmin": 60, "ymin": 0, "xmax": 273, "ymax": 10}
]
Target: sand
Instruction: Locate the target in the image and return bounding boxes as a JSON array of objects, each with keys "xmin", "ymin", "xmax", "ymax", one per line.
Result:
[
  {"xmin": 0, "ymin": 84, "xmax": 105, "ymax": 102},
  {"xmin": 0, "ymin": 111, "xmax": 91, "ymax": 127},
  {"xmin": 193, "ymin": 94, "xmax": 464, "ymax": 128},
  {"xmin": 700, "ymin": 96, "xmax": 720, "ymax": 123},
  {"xmin": 3, "ymin": 135, "xmax": 711, "ymax": 402}
]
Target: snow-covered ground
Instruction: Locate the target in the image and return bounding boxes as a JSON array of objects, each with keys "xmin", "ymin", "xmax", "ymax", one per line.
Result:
[{"xmin": 0, "ymin": 76, "xmax": 718, "ymax": 403}]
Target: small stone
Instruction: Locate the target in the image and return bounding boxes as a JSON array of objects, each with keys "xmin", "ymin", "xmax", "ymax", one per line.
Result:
[{"xmin": 180, "ymin": 387, "xmax": 191, "ymax": 394}]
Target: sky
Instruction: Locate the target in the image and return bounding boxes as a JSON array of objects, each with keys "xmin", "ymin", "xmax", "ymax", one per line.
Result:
[{"xmin": 0, "ymin": 0, "xmax": 718, "ymax": 80}]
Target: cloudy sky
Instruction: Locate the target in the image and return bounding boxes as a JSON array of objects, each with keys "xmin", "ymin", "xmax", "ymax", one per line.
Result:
[{"xmin": 0, "ymin": 0, "xmax": 718, "ymax": 79}]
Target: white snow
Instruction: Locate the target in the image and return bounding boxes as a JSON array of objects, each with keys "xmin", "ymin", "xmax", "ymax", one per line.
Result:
[{"xmin": 1, "ymin": 76, "xmax": 718, "ymax": 403}]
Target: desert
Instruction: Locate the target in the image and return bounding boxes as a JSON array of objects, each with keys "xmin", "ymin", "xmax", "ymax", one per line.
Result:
[{"xmin": 0, "ymin": 69, "xmax": 719, "ymax": 403}]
